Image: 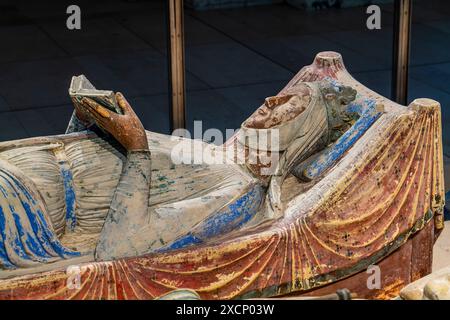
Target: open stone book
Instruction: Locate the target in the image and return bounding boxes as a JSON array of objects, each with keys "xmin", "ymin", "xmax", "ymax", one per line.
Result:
[{"xmin": 69, "ymin": 75, "xmax": 123, "ymax": 115}]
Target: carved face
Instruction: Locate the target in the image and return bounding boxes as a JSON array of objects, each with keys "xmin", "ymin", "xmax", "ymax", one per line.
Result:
[{"xmin": 243, "ymin": 85, "xmax": 311, "ymax": 129}]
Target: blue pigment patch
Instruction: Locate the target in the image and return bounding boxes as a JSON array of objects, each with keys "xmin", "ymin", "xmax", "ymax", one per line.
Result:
[
  {"xmin": 0, "ymin": 206, "xmax": 15, "ymax": 269},
  {"xmin": 0, "ymin": 167, "xmax": 79, "ymax": 268},
  {"xmin": 345, "ymin": 98, "xmax": 377, "ymax": 116},
  {"xmin": 304, "ymin": 99, "xmax": 382, "ymax": 179},
  {"xmin": 11, "ymin": 206, "xmax": 49, "ymax": 261},
  {"xmin": 166, "ymin": 234, "xmax": 203, "ymax": 250},
  {"xmin": 160, "ymin": 184, "xmax": 264, "ymax": 252},
  {"xmin": 59, "ymin": 161, "xmax": 77, "ymax": 232}
]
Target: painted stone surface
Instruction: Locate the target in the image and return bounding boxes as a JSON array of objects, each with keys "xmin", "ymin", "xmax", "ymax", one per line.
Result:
[
  {"xmin": 0, "ymin": 51, "xmax": 444, "ymax": 299},
  {"xmin": 401, "ymin": 266, "xmax": 450, "ymax": 300}
]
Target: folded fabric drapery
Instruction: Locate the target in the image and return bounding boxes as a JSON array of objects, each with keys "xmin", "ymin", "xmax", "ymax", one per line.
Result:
[{"xmin": 0, "ymin": 160, "xmax": 79, "ymax": 269}]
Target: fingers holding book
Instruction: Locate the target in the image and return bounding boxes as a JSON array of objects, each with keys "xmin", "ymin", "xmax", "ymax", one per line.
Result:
[
  {"xmin": 69, "ymin": 75, "xmax": 148, "ymax": 152},
  {"xmin": 79, "ymin": 94, "xmax": 149, "ymax": 152}
]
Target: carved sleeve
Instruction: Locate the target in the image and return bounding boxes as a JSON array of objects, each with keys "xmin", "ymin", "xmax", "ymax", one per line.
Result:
[{"xmin": 94, "ymin": 150, "xmax": 151, "ymax": 261}]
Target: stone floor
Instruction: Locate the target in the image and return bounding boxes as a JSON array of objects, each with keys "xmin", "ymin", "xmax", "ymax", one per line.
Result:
[
  {"xmin": 0, "ymin": 0, "xmax": 448, "ymax": 189},
  {"xmin": 433, "ymin": 221, "xmax": 450, "ymax": 271}
]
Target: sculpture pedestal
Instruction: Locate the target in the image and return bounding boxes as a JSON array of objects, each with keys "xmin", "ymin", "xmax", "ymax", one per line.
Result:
[{"xmin": 285, "ymin": 219, "xmax": 436, "ymax": 300}]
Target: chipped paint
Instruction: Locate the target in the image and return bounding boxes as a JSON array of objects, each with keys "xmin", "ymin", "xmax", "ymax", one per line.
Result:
[{"xmin": 0, "ymin": 51, "xmax": 444, "ymax": 300}]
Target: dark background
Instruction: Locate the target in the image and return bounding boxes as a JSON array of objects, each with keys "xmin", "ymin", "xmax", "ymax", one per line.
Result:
[{"xmin": 0, "ymin": 0, "xmax": 448, "ymax": 192}]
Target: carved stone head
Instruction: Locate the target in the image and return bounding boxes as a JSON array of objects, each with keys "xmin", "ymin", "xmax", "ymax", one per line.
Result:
[
  {"xmin": 239, "ymin": 80, "xmax": 359, "ymax": 155},
  {"xmin": 242, "ymin": 84, "xmax": 312, "ymax": 129}
]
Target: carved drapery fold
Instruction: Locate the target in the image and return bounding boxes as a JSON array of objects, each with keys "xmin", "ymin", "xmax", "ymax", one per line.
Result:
[{"xmin": 0, "ymin": 52, "xmax": 444, "ymax": 300}]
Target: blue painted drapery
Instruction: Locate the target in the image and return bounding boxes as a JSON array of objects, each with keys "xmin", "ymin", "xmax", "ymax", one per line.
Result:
[{"xmin": 0, "ymin": 165, "xmax": 79, "ymax": 269}]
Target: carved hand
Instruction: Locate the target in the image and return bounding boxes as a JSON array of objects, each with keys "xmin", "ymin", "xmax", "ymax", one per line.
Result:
[
  {"xmin": 80, "ymin": 93, "xmax": 149, "ymax": 152},
  {"xmin": 71, "ymin": 97, "xmax": 94, "ymax": 127}
]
